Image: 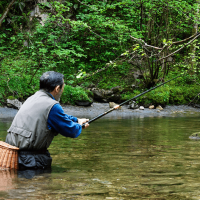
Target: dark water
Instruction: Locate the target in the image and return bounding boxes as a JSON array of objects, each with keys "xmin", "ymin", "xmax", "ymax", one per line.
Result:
[{"xmin": 0, "ymin": 116, "xmax": 200, "ymax": 199}]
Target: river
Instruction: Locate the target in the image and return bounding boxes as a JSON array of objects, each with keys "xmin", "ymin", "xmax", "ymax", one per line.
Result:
[{"xmin": 0, "ymin": 110, "xmax": 200, "ymax": 199}]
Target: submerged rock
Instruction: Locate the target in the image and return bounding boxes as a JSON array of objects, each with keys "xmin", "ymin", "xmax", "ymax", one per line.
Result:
[{"xmin": 189, "ymin": 132, "xmax": 200, "ymax": 140}]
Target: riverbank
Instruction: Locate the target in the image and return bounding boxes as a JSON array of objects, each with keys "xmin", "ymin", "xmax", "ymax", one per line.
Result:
[{"xmin": 1, "ymin": 103, "xmax": 200, "ymax": 120}]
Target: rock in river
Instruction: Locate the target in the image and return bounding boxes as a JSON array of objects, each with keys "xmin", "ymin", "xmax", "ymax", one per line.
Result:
[{"xmin": 189, "ymin": 132, "xmax": 200, "ymax": 140}]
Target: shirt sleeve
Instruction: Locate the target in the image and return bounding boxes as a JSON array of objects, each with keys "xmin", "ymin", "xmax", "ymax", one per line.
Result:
[{"xmin": 47, "ymin": 103, "xmax": 82, "ymax": 138}]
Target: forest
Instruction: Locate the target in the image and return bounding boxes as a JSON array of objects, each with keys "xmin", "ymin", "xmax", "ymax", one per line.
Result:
[{"xmin": 1, "ymin": 0, "xmax": 200, "ymax": 107}]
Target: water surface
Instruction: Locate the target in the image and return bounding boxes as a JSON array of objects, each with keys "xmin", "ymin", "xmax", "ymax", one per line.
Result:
[{"xmin": 0, "ymin": 115, "xmax": 200, "ymax": 199}]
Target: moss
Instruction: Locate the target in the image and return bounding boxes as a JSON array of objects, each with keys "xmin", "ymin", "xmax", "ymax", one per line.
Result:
[
  {"xmin": 120, "ymin": 83, "xmax": 200, "ymax": 106},
  {"xmin": 189, "ymin": 132, "xmax": 200, "ymax": 139},
  {"xmin": 190, "ymin": 132, "xmax": 200, "ymax": 137},
  {"xmin": 7, "ymin": 96, "xmax": 15, "ymax": 100}
]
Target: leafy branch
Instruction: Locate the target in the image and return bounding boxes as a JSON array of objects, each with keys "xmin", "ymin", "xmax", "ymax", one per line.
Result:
[{"xmin": 0, "ymin": 0, "xmax": 16, "ymax": 27}]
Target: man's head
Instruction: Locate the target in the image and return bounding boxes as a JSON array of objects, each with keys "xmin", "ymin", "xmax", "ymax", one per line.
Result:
[{"xmin": 40, "ymin": 71, "xmax": 64, "ymax": 101}]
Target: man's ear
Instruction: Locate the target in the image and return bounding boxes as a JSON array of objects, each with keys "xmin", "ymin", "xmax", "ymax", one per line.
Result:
[{"xmin": 55, "ymin": 85, "xmax": 60, "ymax": 93}]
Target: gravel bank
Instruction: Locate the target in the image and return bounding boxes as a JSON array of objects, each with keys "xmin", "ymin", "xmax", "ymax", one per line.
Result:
[
  {"xmin": 62, "ymin": 103, "xmax": 200, "ymax": 119},
  {"xmin": 0, "ymin": 103, "xmax": 200, "ymax": 120}
]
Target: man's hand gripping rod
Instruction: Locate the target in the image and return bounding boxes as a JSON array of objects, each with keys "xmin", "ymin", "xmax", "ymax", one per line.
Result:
[{"xmin": 82, "ymin": 75, "xmax": 182, "ymax": 128}]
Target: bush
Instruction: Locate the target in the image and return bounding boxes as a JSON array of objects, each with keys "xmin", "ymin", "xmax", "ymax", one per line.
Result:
[
  {"xmin": 169, "ymin": 85, "xmax": 200, "ymax": 104},
  {"xmin": 148, "ymin": 85, "xmax": 170, "ymax": 105},
  {"xmin": 121, "ymin": 84, "xmax": 200, "ymax": 106},
  {"xmin": 0, "ymin": 74, "xmax": 38, "ymax": 101},
  {"xmin": 0, "ymin": 58, "xmax": 39, "ymax": 101},
  {"xmin": 61, "ymin": 85, "xmax": 91, "ymax": 105}
]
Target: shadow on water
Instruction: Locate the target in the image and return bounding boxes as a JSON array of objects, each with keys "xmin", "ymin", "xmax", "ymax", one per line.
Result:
[{"xmin": 1, "ymin": 115, "xmax": 200, "ymax": 199}]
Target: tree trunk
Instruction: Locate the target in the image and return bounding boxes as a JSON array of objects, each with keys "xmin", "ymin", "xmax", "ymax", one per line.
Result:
[
  {"xmin": 0, "ymin": 0, "xmax": 16, "ymax": 27},
  {"xmin": 190, "ymin": 1, "xmax": 200, "ymax": 69}
]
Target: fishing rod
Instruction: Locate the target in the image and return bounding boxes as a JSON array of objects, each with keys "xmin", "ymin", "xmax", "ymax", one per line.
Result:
[{"xmin": 82, "ymin": 74, "xmax": 182, "ymax": 127}]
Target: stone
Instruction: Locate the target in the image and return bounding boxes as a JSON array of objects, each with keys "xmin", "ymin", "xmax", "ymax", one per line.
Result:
[
  {"xmin": 7, "ymin": 99, "xmax": 22, "ymax": 110},
  {"xmin": 104, "ymin": 90, "xmax": 113, "ymax": 96},
  {"xmin": 139, "ymin": 106, "xmax": 144, "ymax": 110},
  {"xmin": 87, "ymin": 83, "xmax": 95, "ymax": 88},
  {"xmin": 109, "ymin": 102, "xmax": 121, "ymax": 109},
  {"xmin": 189, "ymin": 132, "xmax": 200, "ymax": 140},
  {"xmin": 111, "ymin": 86, "xmax": 122, "ymax": 93},
  {"xmin": 30, "ymin": 0, "xmax": 51, "ymax": 26},
  {"xmin": 149, "ymin": 105, "xmax": 154, "ymax": 109},
  {"xmin": 156, "ymin": 105, "xmax": 163, "ymax": 110},
  {"xmin": 91, "ymin": 88, "xmax": 104, "ymax": 101},
  {"xmin": 121, "ymin": 86, "xmax": 132, "ymax": 93},
  {"xmin": 131, "ymin": 84, "xmax": 136, "ymax": 89},
  {"xmin": 91, "ymin": 88, "xmax": 121, "ymax": 103},
  {"xmin": 102, "ymin": 99, "xmax": 108, "ymax": 103},
  {"xmin": 75, "ymin": 100, "xmax": 93, "ymax": 107},
  {"xmin": 108, "ymin": 94, "xmax": 121, "ymax": 102},
  {"xmin": 128, "ymin": 100, "xmax": 139, "ymax": 109}
]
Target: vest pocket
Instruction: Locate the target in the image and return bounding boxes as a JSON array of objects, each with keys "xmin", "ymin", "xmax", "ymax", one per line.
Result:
[{"xmin": 7, "ymin": 126, "xmax": 32, "ymax": 149}]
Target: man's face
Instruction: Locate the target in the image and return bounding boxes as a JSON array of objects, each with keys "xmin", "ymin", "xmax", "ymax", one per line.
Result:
[{"xmin": 55, "ymin": 81, "xmax": 65, "ymax": 101}]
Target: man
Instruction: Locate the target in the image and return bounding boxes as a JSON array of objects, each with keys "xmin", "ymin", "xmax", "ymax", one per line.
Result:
[{"xmin": 5, "ymin": 71, "xmax": 89, "ymax": 170}]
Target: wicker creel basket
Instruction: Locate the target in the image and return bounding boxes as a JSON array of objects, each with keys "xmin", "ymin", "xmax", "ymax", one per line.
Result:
[{"xmin": 0, "ymin": 141, "xmax": 19, "ymax": 170}]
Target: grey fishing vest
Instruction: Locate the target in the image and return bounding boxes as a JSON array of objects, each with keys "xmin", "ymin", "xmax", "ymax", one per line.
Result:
[{"xmin": 5, "ymin": 90, "xmax": 59, "ymax": 150}]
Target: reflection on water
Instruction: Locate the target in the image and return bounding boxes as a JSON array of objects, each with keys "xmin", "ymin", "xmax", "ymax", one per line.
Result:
[
  {"xmin": 17, "ymin": 168, "xmax": 52, "ymax": 179},
  {"xmin": 0, "ymin": 170, "xmax": 17, "ymax": 191},
  {"xmin": 0, "ymin": 116, "xmax": 200, "ymax": 199}
]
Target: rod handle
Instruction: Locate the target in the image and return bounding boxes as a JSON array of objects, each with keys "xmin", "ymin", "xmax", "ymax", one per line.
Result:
[{"xmin": 82, "ymin": 122, "xmax": 90, "ymax": 128}]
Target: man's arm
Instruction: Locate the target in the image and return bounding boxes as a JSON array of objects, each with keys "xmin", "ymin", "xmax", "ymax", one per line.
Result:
[
  {"xmin": 66, "ymin": 114, "xmax": 79, "ymax": 122},
  {"xmin": 48, "ymin": 104, "xmax": 83, "ymax": 138}
]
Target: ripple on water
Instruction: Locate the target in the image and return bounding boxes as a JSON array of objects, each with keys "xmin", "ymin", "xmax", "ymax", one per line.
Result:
[{"xmin": 0, "ymin": 115, "xmax": 200, "ymax": 199}]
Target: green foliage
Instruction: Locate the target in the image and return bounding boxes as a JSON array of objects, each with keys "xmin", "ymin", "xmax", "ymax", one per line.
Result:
[
  {"xmin": 123, "ymin": 85, "xmax": 170, "ymax": 105},
  {"xmin": 121, "ymin": 90, "xmax": 141, "ymax": 101},
  {"xmin": 122, "ymin": 80, "xmax": 200, "ymax": 106},
  {"xmin": 3, "ymin": 0, "xmax": 196, "ymax": 79},
  {"xmin": 0, "ymin": 0, "xmax": 200, "ymax": 105},
  {"xmin": 61, "ymin": 85, "xmax": 91, "ymax": 105},
  {"xmin": 83, "ymin": 63, "xmax": 132, "ymax": 89},
  {"xmin": 148, "ymin": 85, "xmax": 170, "ymax": 105},
  {"xmin": 0, "ymin": 58, "xmax": 39, "ymax": 100},
  {"xmin": 169, "ymin": 85, "xmax": 200, "ymax": 104}
]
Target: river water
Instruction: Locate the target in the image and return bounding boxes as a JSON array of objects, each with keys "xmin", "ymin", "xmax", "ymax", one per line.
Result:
[{"xmin": 0, "ymin": 113, "xmax": 200, "ymax": 199}]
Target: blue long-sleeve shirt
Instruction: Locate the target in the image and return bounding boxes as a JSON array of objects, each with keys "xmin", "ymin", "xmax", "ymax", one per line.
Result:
[{"xmin": 47, "ymin": 95, "xmax": 82, "ymax": 138}]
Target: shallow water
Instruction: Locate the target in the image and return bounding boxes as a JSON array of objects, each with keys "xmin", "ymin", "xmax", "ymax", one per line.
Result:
[{"xmin": 1, "ymin": 115, "xmax": 200, "ymax": 199}]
